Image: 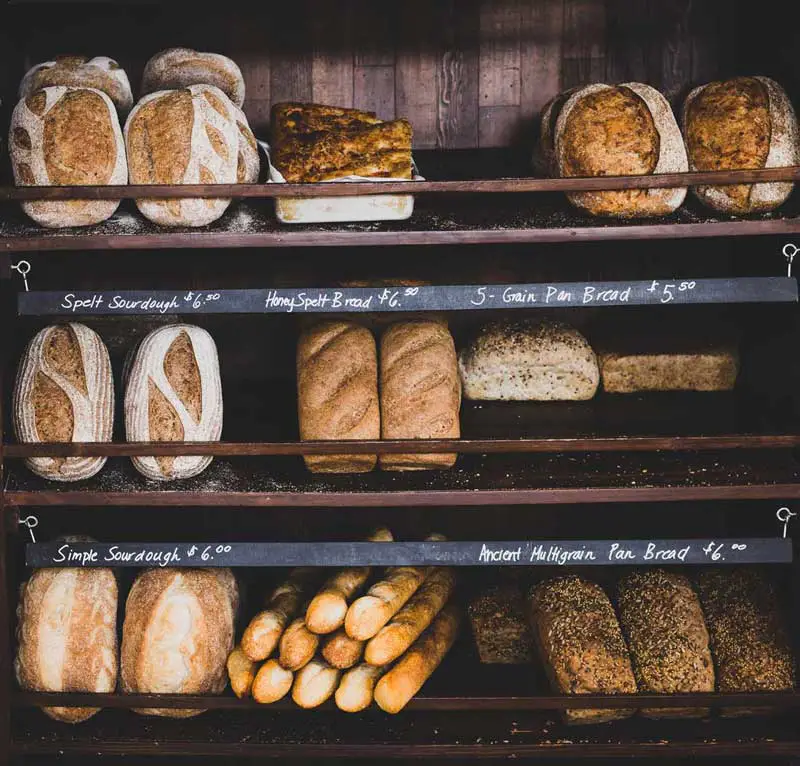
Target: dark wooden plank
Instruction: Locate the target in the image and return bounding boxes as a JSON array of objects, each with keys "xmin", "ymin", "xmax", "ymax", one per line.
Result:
[
  {"xmin": 352, "ymin": 0, "xmax": 396, "ymax": 67},
  {"xmin": 561, "ymin": 0, "xmax": 606, "ymax": 90},
  {"xmin": 269, "ymin": 6, "xmax": 313, "ymax": 105},
  {"xmin": 354, "ymin": 66, "xmax": 396, "ymax": 120},
  {"xmin": 310, "ymin": 0, "xmax": 354, "ymax": 108},
  {"xmin": 233, "ymin": 12, "xmax": 272, "ymax": 134}
]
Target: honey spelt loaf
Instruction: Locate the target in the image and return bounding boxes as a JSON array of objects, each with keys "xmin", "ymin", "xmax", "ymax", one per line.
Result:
[
  {"xmin": 379, "ymin": 320, "xmax": 461, "ymax": 470},
  {"xmin": 617, "ymin": 570, "xmax": 714, "ymax": 718},
  {"xmin": 14, "ymin": 323, "xmax": 114, "ymax": 482},
  {"xmin": 683, "ymin": 76, "xmax": 799, "ymax": 214},
  {"xmin": 468, "ymin": 584, "xmax": 534, "ymax": 664},
  {"xmin": 459, "ymin": 320, "xmax": 599, "ymax": 401},
  {"xmin": 529, "ymin": 576, "xmax": 637, "ymax": 725},
  {"xmin": 20, "ymin": 56, "xmax": 133, "ymax": 113},
  {"xmin": 124, "ymin": 324, "xmax": 223, "ymax": 481},
  {"xmin": 297, "ymin": 320, "xmax": 380, "ymax": 473},
  {"xmin": 121, "ymin": 568, "xmax": 238, "ymax": 717},
  {"xmin": 10, "ymin": 86, "xmax": 127, "ymax": 227}
]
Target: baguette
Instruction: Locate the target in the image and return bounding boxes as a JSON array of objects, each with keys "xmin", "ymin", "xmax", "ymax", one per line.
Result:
[
  {"xmin": 252, "ymin": 659, "xmax": 294, "ymax": 704},
  {"xmin": 374, "ymin": 603, "xmax": 460, "ymax": 714},
  {"xmin": 292, "ymin": 659, "xmax": 341, "ymax": 709},
  {"xmin": 335, "ymin": 663, "xmax": 388, "ymax": 712},
  {"xmin": 226, "ymin": 646, "xmax": 257, "ymax": 699},
  {"xmin": 279, "ymin": 616, "xmax": 319, "ymax": 671},
  {"xmin": 322, "ymin": 628, "xmax": 365, "ymax": 669}
]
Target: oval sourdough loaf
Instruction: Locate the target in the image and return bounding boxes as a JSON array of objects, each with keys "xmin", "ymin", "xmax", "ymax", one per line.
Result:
[
  {"xmin": 541, "ymin": 82, "xmax": 688, "ymax": 218},
  {"xmin": 14, "ymin": 323, "xmax": 114, "ymax": 481},
  {"xmin": 683, "ymin": 76, "xmax": 799, "ymax": 214},
  {"xmin": 20, "ymin": 56, "xmax": 133, "ymax": 113},
  {"xmin": 9, "ymin": 86, "xmax": 128, "ymax": 228},
  {"xmin": 121, "ymin": 568, "xmax": 238, "ymax": 717},
  {"xmin": 16, "ymin": 557, "xmax": 118, "ymax": 723},
  {"xmin": 124, "ymin": 324, "xmax": 223, "ymax": 481}
]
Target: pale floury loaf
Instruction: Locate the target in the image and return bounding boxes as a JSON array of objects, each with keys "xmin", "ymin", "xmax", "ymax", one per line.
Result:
[
  {"xmin": 9, "ymin": 86, "xmax": 127, "ymax": 227},
  {"xmin": 14, "ymin": 323, "xmax": 114, "ymax": 481},
  {"xmin": 125, "ymin": 324, "xmax": 223, "ymax": 481}
]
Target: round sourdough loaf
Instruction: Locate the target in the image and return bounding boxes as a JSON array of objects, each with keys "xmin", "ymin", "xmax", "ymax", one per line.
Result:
[
  {"xmin": 9, "ymin": 86, "xmax": 127, "ymax": 228},
  {"xmin": 121, "ymin": 568, "xmax": 238, "ymax": 717},
  {"xmin": 14, "ymin": 323, "xmax": 114, "ymax": 482},
  {"xmin": 542, "ymin": 82, "xmax": 688, "ymax": 218},
  {"xmin": 682, "ymin": 76, "xmax": 799, "ymax": 215},
  {"xmin": 20, "ymin": 56, "xmax": 133, "ymax": 113},
  {"xmin": 142, "ymin": 48, "xmax": 245, "ymax": 107}
]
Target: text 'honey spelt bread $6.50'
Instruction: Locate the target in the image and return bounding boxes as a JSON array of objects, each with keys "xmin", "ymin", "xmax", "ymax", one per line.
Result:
[
  {"xmin": 124, "ymin": 324, "xmax": 223, "ymax": 481},
  {"xmin": 14, "ymin": 323, "xmax": 114, "ymax": 481}
]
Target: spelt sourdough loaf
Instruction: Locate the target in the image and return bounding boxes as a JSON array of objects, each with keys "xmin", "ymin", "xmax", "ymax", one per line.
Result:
[
  {"xmin": 10, "ymin": 86, "xmax": 127, "ymax": 227},
  {"xmin": 14, "ymin": 323, "xmax": 114, "ymax": 482},
  {"xmin": 541, "ymin": 82, "xmax": 688, "ymax": 218},
  {"xmin": 20, "ymin": 56, "xmax": 133, "ymax": 113},
  {"xmin": 142, "ymin": 48, "xmax": 245, "ymax": 108},
  {"xmin": 468, "ymin": 584, "xmax": 534, "ymax": 664},
  {"xmin": 16, "ymin": 554, "xmax": 118, "ymax": 723},
  {"xmin": 529, "ymin": 576, "xmax": 637, "ymax": 725},
  {"xmin": 124, "ymin": 324, "xmax": 223, "ymax": 481},
  {"xmin": 683, "ymin": 76, "xmax": 799, "ymax": 214},
  {"xmin": 459, "ymin": 320, "xmax": 599, "ymax": 401},
  {"xmin": 296, "ymin": 320, "xmax": 380, "ymax": 473}
]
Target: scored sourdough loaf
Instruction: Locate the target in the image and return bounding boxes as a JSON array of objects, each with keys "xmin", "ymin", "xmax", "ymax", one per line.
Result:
[
  {"xmin": 14, "ymin": 323, "xmax": 114, "ymax": 482},
  {"xmin": 683, "ymin": 77, "xmax": 799, "ymax": 215},
  {"xmin": 540, "ymin": 82, "xmax": 688, "ymax": 218},
  {"xmin": 121, "ymin": 568, "xmax": 238, "ymax": 717},
  {"xmin": 459, "ymin": 320, "xmax": 599, "ymax": 401},
  {"xmin": 124, "ymin": 324, "xmax": 223, "ymax": 481},
  {"xmin": 10, "ymin": 86, "xmax": 128, "ymax": 228}
]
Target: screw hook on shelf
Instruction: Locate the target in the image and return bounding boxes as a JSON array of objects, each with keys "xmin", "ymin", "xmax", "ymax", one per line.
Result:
[
  {"xmin": 18, "ymin": 515, "xmax": 39, "ymax": 544},
  {"xmin": 11, "ymin": 260, "xmax": 31, "ymax": 292},
  {"xmin": 776, "ymin": 507, "xmax": 796, "ymax": 539},
  {"xmin": 782, "ymin": 244, "xmax": 798, "ymax": 278}
]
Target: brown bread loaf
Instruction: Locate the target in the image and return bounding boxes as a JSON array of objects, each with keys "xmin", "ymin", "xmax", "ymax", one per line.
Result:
[
  {"xmin": 226, "ymin": 646, "xmax": 257, "ymax": 699},
  {"xmin": 467, "ymin": 583, "xmax": 534, "ymax": 664},
  {"xmin": 279, "ymin": 616, "xmax": 320, "ymax": 671},
  {"xmin": 252, "ymin": 659, "xmax": 294, "ymax": 704},
  {"xmin": 322, "ymin": 628, "xmax": 365, "ymax": 669}
]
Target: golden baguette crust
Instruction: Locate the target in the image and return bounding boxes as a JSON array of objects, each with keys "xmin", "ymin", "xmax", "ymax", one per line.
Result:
[
  {"xmin": 227, "ymin": 646, "xmax": 257, "ymax": 699},
  {"xmin": 252, "ymin": 659, "xmax": 293, "ymax": 704},
  {"xmin": 322, "ymin": 628, "xmax": 365, "ymax": 669}
]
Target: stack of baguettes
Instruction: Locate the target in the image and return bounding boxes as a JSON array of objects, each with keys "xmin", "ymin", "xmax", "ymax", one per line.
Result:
[{"xmin": 228, "ymin": 528, "xmax": 460, "ymax": 713}]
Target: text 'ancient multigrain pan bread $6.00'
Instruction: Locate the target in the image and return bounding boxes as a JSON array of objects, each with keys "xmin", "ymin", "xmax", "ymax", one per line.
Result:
[
  {"xmin": 14, "ymin": 323, "xmax": 114, "ymax": 481},
  {"xmin": 539, "ymin": 82, "xmax": 688, "ymax": 218},
  {"xmin": 682, "ymin": 76, "xmax": 800, "ymax": 215},
  {"xmin": 124, "ymin": 324, "xmax": 223, "ymax": 481},
  {"xmin": 9, "ymin": 86, "xmax": 128, "ymax": 228}
]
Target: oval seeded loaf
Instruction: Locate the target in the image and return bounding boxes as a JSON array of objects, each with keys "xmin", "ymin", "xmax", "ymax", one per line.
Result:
[
  {"xmin": 124, "ymin": 324, "xmax": 223, "ymax": 481},
  {"xmin": 683, "ymin": 76, "xmax": 799, "ymax": 215},
  {"xmin": 14, "ymin": 323, "xmax": 114, "ymax": 482},
  {"xmin": 10, "ymin": 86, "xmax": 128, "ymax": 228}
]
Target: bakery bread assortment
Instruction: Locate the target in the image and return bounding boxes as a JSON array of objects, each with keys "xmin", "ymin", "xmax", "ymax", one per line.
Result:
[{"xmin": 467, "ymin": 583, "xmax": 534, "ymax": 664}]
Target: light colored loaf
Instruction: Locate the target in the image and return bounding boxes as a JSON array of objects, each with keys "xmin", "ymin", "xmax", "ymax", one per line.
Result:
[
  {"xmin": 252, "ymin": 659, "xmax": 294, "ymax": 704},
  {"xmin": 335, "ymin": 663, "xmax": 387, "ymax": 712},
  {"xmin": 292, "ymin": 659, "xmax": 340, "ymax": 708}
]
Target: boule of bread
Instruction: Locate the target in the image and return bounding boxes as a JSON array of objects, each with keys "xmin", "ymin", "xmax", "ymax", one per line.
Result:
[
  {"xmin": 121, "ymin": 568, "xmax": 238, "ymax": 717},
  {"xmin": 458, "ymin": 320, "xmax": 599, "ymax": 401},
  {"xmin": 9, "ymin": 86, "xmax": 127, "ymax": 228},
  {"xmin": 234, "ymin": 103, "xmax": 260, "ymax": 183},
  {"xmin": 541, "ymin": 82, "xmax": 688, "ymax": 218},
  {"xmin": 682, "ymin": 76, "xmax": 799, "ymax": 215},
  {"xmin": 15, "ymin": 558, "xmax": 118, "ymax": 724},
  {"xmin": 124, "ymin": 324, "xmax": 223, "ymax": 481},
  {"xmin": 142, "ymin": 48, "xmax": 245, "ymax": 108},
  {"xmin": 20, "ymin": 56, "xmax": 133, "ymax": 113},
  {"xmin": 14, "ymin": 323, "xmax": 114, "ymax": 482}
]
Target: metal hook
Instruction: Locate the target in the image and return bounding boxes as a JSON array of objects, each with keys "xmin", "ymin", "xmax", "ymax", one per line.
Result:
[
  {"xmin": 782, "ymin": 244, "xmax": 798, "ymax": 278},
  {"xmin": 11, "ymin": 260, "xmax": 31, "ymax": 292},
  {"xmin": 19, "ymin": 515, "xmax": 39, "ymax": 544},
  {"xmin": 776, "ymin": 507, "xmax": 796, "ymax": 539}
]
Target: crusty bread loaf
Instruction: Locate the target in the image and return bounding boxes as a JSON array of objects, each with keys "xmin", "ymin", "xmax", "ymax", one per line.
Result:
[
  {"xmin": 252, "ymin": 659, "xmax": 294, "ymax": 704},
  {"xmin": 617, "ymin": 570, "xmax": 714, "ymax": 718},
  {"xmin": 20, "ymin": 56, "xmax": 133, "ymax": 112},
  {"xmin": 16, "ymin": 561, "xmax": 118, "ymax": 723},
  {"xmin": 297, "ymin": 321, "xmax": 379, "ymax": 473},
  {"xmin": 292, "ymin": 659, "xmax": 341, "ymax": 708},
  {"xmin": 335, "ymin": 662, "xmax": 387, "ymax": 712},
  {"xmin": 459, "ymin": 320, "xmax": 599, "ymax": 401},
  {"xmin": 379, "ymin": 320, "xmax": 461, "ymax": 470},
  {"xmin": 142, "ymin": 48, "xmax": 245, "ymax": 108},
  {"xmin": 14, "ymin": 323, "xmax": 114, "ymax": 482},
  {"xmin": 10, "ymin": 86, "xmax": 127, "ymax": 227},
  {"xmin": 227, "ymin": 645, "xmax": 257, "ymax": 699},
  {"xmin": 467, "ymin": 583, "xmax": 534, "ymax": 665},
  {"xmin": 124, "ymin": 324, "xmax": 223, "ymax": 481},
  {"xmin": 322, "ymin": 628, "xmax": 365, "ymax": 669},
  {"xmin": 683, "ymin": 76, "xmax": 799, "ymax": 214},
  {"xmin": 121, "ymin": 568, "xmax": 238, "ymax": 717},
  {"xmin": 542, "ymin": 82, "xmax": 688, "ymax": 218},
  {"xmin": 279, "ymin": 616, "xmax": 319, "ymax": 671},
  {"xmin": 529, "ymin": 576, "xmax": 637, "ymax": 725}
]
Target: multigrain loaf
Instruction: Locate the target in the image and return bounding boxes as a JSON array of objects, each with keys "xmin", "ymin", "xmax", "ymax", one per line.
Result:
[
  {"xmin": 10, "ymin": 86, "xmax": 127, "ymax": 228},
  {"xmin": 14, "ymin": 323, "xmax": 114, "ymax": 481},
  {"xmin": 683, "ymin": 76, "xmax": 799, "ymax": 215},
  {"xmin": 468, "ymin": 584, "xmax": 534, "ymax": 664},
  {"xmin": 124, "ymin": 324, "xmax": 223, "ymax": 481},
  {"xmin": 121, "ymin": 568, "xmax": 238, "ymax": 717}
]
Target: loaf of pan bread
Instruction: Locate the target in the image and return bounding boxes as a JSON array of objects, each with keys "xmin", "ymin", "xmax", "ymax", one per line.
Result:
[
  {"xmin": 529, "ymin": 575, "xmax": 637, "ymax": 725},
  {"xmin": 10, "ymin": 86, "xmax": 128, "ymax": 227},
  {"xmin": 124, "ymin": 324, "xmax": 223, "ymax": 481},
  {"xmin": 297, "ymin": 320, "xmax": 380, "ymax": 473},
  {"xmin": 14, "ymin": 323, "xmax": 114, "ymax": 482},
  {"xmin": 459, "ymin": 320, "xmax": 599, "ymax": 401},
  {"xmin": 683, "ymin": 76, "xmax": 799, "ymax": 214},
  {"xmin": 468, "ymin": 584, "xmax": 534, "ymax": 664},
  {"xmin": 121, "ymin": 568, "xmax": 238, "ymax": 717},
  {"xmin": 540, "ymin": 82, "xmax": 688, "ymax": 218}
]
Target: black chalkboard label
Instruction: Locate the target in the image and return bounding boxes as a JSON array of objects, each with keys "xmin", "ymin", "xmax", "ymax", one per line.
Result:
[
  {"xmin": 25, "ymin": 538, "xmax": 792, "ymax": 568},
  {"xmin": 17, "ymin": 277, "xmax": 798, "ymax": 316}
]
